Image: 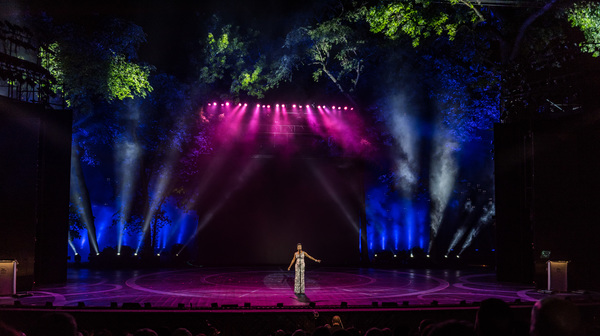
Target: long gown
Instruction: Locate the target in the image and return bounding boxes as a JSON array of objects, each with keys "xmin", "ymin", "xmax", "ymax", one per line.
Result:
[{"xmin": 294, "ymin": 251, "xmax": 305, "ymax": 294}]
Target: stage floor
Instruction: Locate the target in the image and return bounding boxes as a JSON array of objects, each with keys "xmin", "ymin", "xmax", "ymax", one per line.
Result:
[{"xmin": 1, "ymin": 266, "xmax": 596, "ymax": 308}]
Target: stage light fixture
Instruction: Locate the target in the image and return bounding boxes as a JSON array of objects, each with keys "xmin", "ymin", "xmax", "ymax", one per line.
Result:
[
  {"xmin": 292, "ymin": 104, "xmax": 296, "ymax": 108},
  {"xmin": 431, "ymin": 300, "xmax": 439, "ymax": 306},
  {"xmin": 77, "ymin": 302, "xmax": 85, "ymax": 308},
  {"xmin": 144, "ymin": 302, "xmax": 152, "ymax": 309},
  {"xmin": 225, "ymin": 102, "xmax": 229, "ymax": 106},
  {"xmin": 382, "ymin": 302, "xmax": 398, "ymax": 307},
  {"xmin": 341, "ymin": 302, "xmax": 348, "ymax": 308},
  {"xmin": 110, "ymin": 302, "xmax": 118, "ymax": 309},
  {"xmin": 402, "ymin": 301, "xmax": 409, "ymax": 306},
  {"xmin": 276, "ymin": 303, "xmax": 284, "ymax": 308},
  {"xmin": 344, "ymin": 106, "xmax": 348, "ymax": 110},
  {"xmin": 178, "ymin": 303, "xmax": 185, "ymax": 309},
  {"xmin": 45, "ymin": 302, "xmax": 54, "ymax": 308},
  {"xmin": 309, "ymin": 302, "xmax": 316, "ymax": 308},
  {"xmin": 459, "ymin": 300, "xmax": 467, "ymax": 306},
  {"xmin": 371, "ymin": 302, "xmax": 378, "ymax": 307},
  {"xmin": 244, "ymin": 302, "xmax": 251, "ymax": 308},
  {"xmin": 211, "ymin": 302, "xmax": 219, "ymax": 309}
]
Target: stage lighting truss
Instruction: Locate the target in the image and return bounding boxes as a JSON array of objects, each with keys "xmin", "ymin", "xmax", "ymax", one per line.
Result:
[
  {"xmin": 207, "ymin": 102, "xmax": 354, "ymax": 113},
  {"xmin": 205, "ymin": 102, "xmax": 356, "ymax": 137}
]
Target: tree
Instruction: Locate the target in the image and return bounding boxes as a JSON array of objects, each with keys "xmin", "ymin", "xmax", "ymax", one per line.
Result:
[
  {"xmin": 110, "ymin": 73, "xmax": 193, "ymax": 255},
  {"xmin": 33, "ymin": 15, "xmax": 155, "ymax": 254},
  {"xmin": 363, "ymin": 0, "xmax": 600, "ymax": 120},
  {"xmin": 195, "ymin": 17, "xmax": 281, "ymax": 100}
]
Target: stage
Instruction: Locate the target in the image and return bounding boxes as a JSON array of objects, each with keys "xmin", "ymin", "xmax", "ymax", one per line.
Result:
[
  {"xmin": 2, "ymin": 266, "xmax": 596, "ymax": 308},
  {"xmin": 2, "ymin": 266, "xmax": 600, "ymax": 335}
]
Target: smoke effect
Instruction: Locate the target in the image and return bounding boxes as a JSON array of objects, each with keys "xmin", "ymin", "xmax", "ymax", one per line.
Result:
[
  {"xmin": 115, "ymin": 140, "xmax": 141, "ymax": 252},
  {"xmin": 428, "ymin": 127, "xmax": 459, "ymax": 253},
  {"xmin": 386, "ymin": 94, "xmax": 420, "ymax": 195},
  {"xmin": 459, "ymin": 201, "xmax": 495, "ymax": 255},
  {"xmin": 445, "ymin": 199, "xmax": 474, "ymax": 255},
  {"xmin": 70, "ymin": 145, "xmax": 99, "ymax": 254},
  {"xmin": 308, "ymin": 161, "xmax": 360, "ymax": 232},
  {"xmin": 179, "ymin": 156, "xmax": 261, "ymax": 251}
]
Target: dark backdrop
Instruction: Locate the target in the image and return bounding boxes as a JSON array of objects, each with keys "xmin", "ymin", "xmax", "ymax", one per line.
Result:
[
  {"xmin": 192, "ymin": 154, "xmax": 362, "ymax": 266},
  {"xmin": 494, "ymin": 111, "xmax": 600, "ymax": 291},
  {"xmin": 0, "ymin": 97, "xmax": 72, "ymax": 289}
]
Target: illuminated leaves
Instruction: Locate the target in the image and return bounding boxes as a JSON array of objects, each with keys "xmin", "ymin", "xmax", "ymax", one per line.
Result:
[
  {"xmin": 568, "ymin": 1, "xmax": 600, "ymax": 57},
  {"xmin": 365, "ymin": 0, "xmax": 474, "ymax": 47},
  {"xmin": 38, "ymin": 18, "xmax": 153, "ymax": 108},
  {"xmin": 108, "ymin": 54, "xmax": 153, "ymax": 101},
  {"xmin": 198, "ymin": 23, "xmax": 274, "ymax": 99},
  {"xmin": 280, "ymin": 15, "xmax": 370, "ymax": 102},
  {"xmin": 199, "ymin": 25, "xmax": 248, "ymax": 85}
]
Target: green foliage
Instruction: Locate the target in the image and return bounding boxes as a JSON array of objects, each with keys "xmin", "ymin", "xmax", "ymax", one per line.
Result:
[
  {"xmin": 280, "ymin": 14, "xmax": 370, "ymax": 99},
  {"xmin": 568, "ymin": 1, "xmax": 600, "ymax": 57},
  {"xmin": 198, "ymin": 23, "xmax": 275, "ymax": 98},
  {"xmin": 307, "ymin": 19, "xmax": 364, "ymax": 83},
  {"xmin": 365, "ymin": 0, "xmax": 474, "ymax": 47},
  {"xmin": 37, "ymin": 18, "xmax": 153, "ymax": 108},
  {"xmin": 39, "ymin": 42, "xmax": 64, "ymax": 94},
  {"xmin": 108, "ymin": 54, "xmax": 153, "ymax": 100}
]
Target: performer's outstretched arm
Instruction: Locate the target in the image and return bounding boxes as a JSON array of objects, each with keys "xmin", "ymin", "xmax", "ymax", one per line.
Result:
[
  {"xmin": 304, "ymin": 252, "xmax": 321, "ymax": 263},
  {"xmin": 287, "ymin": 253, "xmax": 296, "ymax": 270}
]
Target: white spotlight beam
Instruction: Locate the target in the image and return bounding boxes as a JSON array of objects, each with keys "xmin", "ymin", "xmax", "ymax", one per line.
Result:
[
  {"xmin": 178, "ymin": 157, "xmax": 262, "ymax": 251},
  {"xmin": 115, "ymin": 141, "xmax": 141, "ymax": 253},
  {"xmin": 308, "ymin": 161, "xmax": 360, "ymax": 232},
  {"xmin": 458, "ymin": 203, "xmax": 495, "ymax": 255},
  {"xmin": 428, "ymin": 132, "xmax": 458, "ymax": 253}
]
